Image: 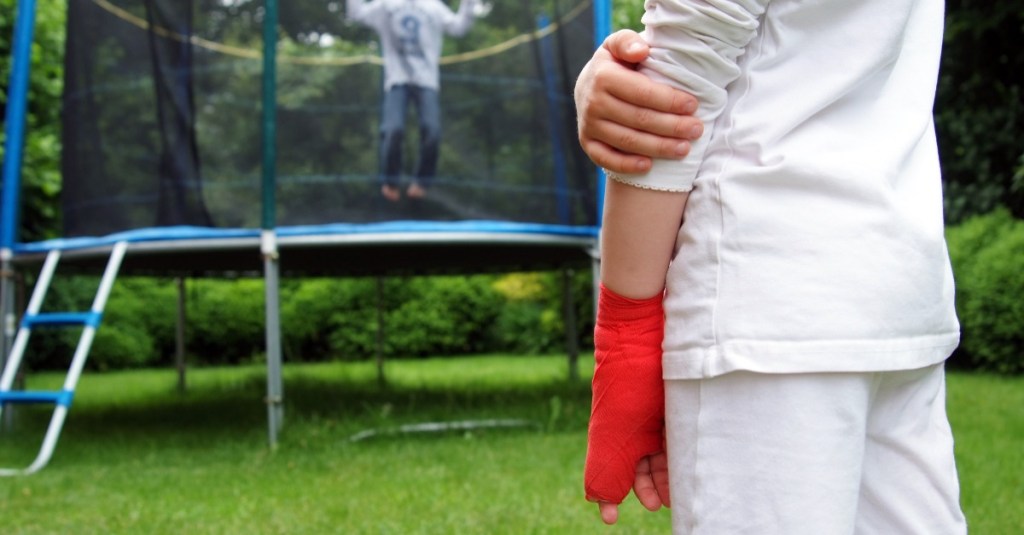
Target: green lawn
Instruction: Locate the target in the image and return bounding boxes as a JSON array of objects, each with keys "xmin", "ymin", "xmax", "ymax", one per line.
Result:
[
  {"xmin": 945, "ymin": 371, "xmax": 1024, "ymax": 533},
  {"xmin": 0, "ymin": 355, "xmax": 1020, "ymax": 534}
]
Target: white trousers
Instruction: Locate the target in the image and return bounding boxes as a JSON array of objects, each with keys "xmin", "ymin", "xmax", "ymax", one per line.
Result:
[{"xmin": 665, "ymin": 364, "xmax": 967, "ymax": 535}]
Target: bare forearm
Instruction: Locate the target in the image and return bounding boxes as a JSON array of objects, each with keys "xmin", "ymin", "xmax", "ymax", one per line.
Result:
[{"xmin": 600, "ymin": 179, "xmax": 688, "ymax": 299}]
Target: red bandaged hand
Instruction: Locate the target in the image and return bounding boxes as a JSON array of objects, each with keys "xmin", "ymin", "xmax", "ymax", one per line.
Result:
[{"xmin": 584, "ymin": 283, "xmax": 666, "ymax": 504}]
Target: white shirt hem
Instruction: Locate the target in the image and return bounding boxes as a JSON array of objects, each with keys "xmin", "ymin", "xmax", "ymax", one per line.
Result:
[{"xmin": 662, "ymin": 332, "xmax": 961, "ymax": 379}]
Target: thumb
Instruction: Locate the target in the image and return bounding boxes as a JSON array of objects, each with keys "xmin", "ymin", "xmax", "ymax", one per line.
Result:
[
  {"xmin": 599, "ymin": 501, "xmax": 620, "ymax": 525},
  {"xmin": 603, "ymin": 29, "xmax": 650, "ymax": 65}
]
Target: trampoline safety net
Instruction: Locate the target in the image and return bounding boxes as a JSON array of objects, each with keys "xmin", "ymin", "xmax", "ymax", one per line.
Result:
[{"xmin": 61, "ymin": 0, "xmax": 599, "ymax": 237}]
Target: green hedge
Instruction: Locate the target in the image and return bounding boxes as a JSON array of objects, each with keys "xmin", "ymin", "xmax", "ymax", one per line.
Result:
[
  {"xmin": 946, "ymin": 209, "xmax": 1024, "ymax": 374},
  {"xmin": 13, "ymin": 270, "xmax": 594, "ymax": 372},
  {"xmin": 280, "ymin": 276, "xmax": 505, "ymax": 361},
  {"xmin": 281, "ymin": 274, "xmax": 582, "ymax": 361}
]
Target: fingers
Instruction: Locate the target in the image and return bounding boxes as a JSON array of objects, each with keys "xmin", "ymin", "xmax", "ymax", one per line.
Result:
[
  {"xmin": 632, "ymin": 456, "xmax": 663, "ymax": 512},
  {"xmin": 633, "ymin": 452, "xmax": 672, "ymax": 512},
  {"xmin": 603, "ymin": 73, "xmax": 698, "ymax": 118},
  {"xmin": 587, "ymin": 83, "xmax": 703, "ymax": 140},
  {"xmin": 578, "ymin": 111, "xmax": 696, "ymax": 173},
  {"xmin": 591, "ymin": 453, "xmax": 670, "ymax": 527},
  {"xmin": 650, "ymin": 451, "xmax": 672, "ymax": 509},
  {"xmin": 576, "ymin": 70, "xmax": 701, "ymax": 170},
  {"xmin": 592, "ymin": 453, "xmax": 670, "ymax": 527},
  {"xmin": 580, "ymin": 136, "xmax": 688, "ymax": 175},
  {"xmin": 603, "ymin": 29, "xmax": 651, "ymax": 65},
  {"xmin": 598, "ymin": 501, "xmax": 620, "ymax": 525},
  {"xmin": 586, "ymin": 51, "xmax": 697, "ymax": 117},
  {"xmin": 600, "ymin": 30, "xmax": 697, "ymax": 116},
  {"xmin": 582, "ymin": 101, "xmax": 701, "ymax": 152},
  {"xmin": 580, "ymin": 141, "xmax": 652, "ymax": 174}
]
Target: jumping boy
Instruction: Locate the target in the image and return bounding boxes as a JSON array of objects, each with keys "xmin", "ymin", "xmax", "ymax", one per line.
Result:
[{"xmin": 346, "ymin": 0, "xmax": 480, "ymax": 201}]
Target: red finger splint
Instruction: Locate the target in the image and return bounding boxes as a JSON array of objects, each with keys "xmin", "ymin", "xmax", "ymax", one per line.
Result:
[{"xmin": 584, "ymin": 283, "xmax": 666, "ymax": 504}]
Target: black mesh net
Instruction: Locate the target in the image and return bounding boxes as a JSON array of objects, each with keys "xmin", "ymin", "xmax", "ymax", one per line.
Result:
[{"xmin": 61, "ymin": 0, "xmax": 599, "ymax": 237}]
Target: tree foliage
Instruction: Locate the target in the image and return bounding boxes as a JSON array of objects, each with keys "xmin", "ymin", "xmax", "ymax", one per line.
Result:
[
  {"xmin": 0, "ymin": 0, "xmax": 65, "ymax": 241},
  {"xmin": 936, "ymin": 1, "xmax": 1024, "ymax": 223},
  {"xmin": 612, "ymin": 0, "xmax": 645, "ymax": 32}
]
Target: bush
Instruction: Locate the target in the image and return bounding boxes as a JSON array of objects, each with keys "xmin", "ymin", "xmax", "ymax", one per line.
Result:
[
  {"xmin": 489, "ymin": 300, "xmax": 559, "ymax": 354},
  {"xmin": 946, "ymin": 209, "xmax": 1024, "ymax": 373},
  {"xmin": 284, "ymin": 275, "xmax": 506, "ymax": 360},
  {"xmin": 321, "ymin": 278, "xmax": 383, "ymax": 361},
  {"xmin": 187, "ymin": 279, "xmax": 266, "ymax": 365},
  {"xmin": 88, "ymin": 323, "xmax": 156, "ymax": 371},
  {"xmin": 282, "ymin": 278, "xmax": 377, "ymax": 361},
  {"xmin": 101, "ymin": 278, "xmax": 178, "ymax": 365},
  {"xmin": 15, "ymin": 269, "xmax": 595, "ymax": 371},
  {"xmin": 549, "ymin": 269, "xmax": 596, "ymax": 351},
  {"xmin": 384, "ymin": 276, "xmax": 502, "ymax": 357},
  {"xmin": 18, "ymin": 275, "xmax": 171, "ymax": 371},
  {"xmin": 490, "ymin": 272, "xmax": 576, "ymax": 354},
  {"xmin": 19, "ymin": 275, "xmax": 92, "ymax": 370}
]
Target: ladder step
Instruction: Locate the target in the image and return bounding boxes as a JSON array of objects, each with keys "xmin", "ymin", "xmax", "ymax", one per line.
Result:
[
  {"xmin": 22, "ymin": 312, "xmax": 103, "ymax": 329},
  {"xmin": 0, "ymin": 390, "xmax": 75, "ymax": 407}
]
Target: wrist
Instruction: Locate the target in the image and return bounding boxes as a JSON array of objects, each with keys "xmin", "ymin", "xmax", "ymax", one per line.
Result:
[{"xmin": 598, "ymin": 283, "xmax": 664, "ymax": 323}]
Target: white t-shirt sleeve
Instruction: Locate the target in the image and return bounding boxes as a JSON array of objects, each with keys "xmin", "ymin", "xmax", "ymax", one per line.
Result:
[
  {"xmin": 346, "ymin": 0, "xmax": 386, "ymax": 27},
  {"xmin": 609, "ymin": 0, "xmax": 770, "ymax": 193},
  {"xmin": 439, "ymin": 0, "xmax": 477, "ymax": 37}
]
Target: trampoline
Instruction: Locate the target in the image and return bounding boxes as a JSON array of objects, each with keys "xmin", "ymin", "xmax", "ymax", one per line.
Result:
[{"xmin": 1, "ymin": 0, "xmax": 610, "ymax": 465}]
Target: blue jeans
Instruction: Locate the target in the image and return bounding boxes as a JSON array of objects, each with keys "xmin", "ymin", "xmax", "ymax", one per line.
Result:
[{"xmin": 379, "ymin": 84, "xmax": 441, "ymax": 189}]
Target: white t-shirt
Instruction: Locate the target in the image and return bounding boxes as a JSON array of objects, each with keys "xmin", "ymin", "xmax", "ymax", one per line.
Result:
[
  {"xmin": 347, "ymin": 0, "xmax": 476, "ymax": 90},
  {"xmin": 610, "ymin": 0, "xmax": 960, "ymax": 379}
]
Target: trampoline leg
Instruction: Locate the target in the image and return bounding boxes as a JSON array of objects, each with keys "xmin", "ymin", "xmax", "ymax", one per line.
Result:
[
  {"xmin": 262, "ymin": 235, "xmax": 284, "ymax": 448},
  {"xmin": 175, "ymin": 277, "xmax": 187, "ymax": 394},
  {"xmin": 1, "ymin": 259, "xmax": 15, "ymax": 430},
  {"xmin": 563, "ymin": 269, "xmax": 579, "ymax": 382},
  {"xmin": 375, "ymin": 277, "xmax": 387, "ymax": 389}
]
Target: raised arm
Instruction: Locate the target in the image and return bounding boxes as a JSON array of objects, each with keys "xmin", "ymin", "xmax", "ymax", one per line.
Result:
[
  {"xmin": 441, "ymin": 0, "xmax": 478, "ymax": 37},
  {"xmin": 345, "ymin": 0, "xmax": 383, "ymax": 26}
]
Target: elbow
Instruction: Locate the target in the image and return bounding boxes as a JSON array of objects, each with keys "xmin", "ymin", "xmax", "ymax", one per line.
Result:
[
  {"xmin": 638, "ymin": 1, "xmax": 765, "ymax": 110},
  {"xmin": 642, "ymin": 0, "xmax": 764, "ymax": 59}
]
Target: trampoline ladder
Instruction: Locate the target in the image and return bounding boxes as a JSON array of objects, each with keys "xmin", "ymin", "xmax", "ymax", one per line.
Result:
[{"xmin": 0, "ymin": 241, "xmax": 128, "ymax": 475}]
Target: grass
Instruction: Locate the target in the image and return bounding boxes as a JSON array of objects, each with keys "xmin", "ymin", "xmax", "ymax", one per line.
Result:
[
  {"xmin": 945, "ymin": 371, "xmax": 1024, "ymax": 533},
  {"xmin": 0, "ymin": 355, "xmax": 1020, "ymax": 534}
]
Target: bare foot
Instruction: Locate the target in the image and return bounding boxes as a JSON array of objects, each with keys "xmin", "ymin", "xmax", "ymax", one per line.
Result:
[
  {"xmin": 381, "ymin": 184, "xmax": 401, "ymax": 202},
  {"xmin": 406, "ymin": 182, "xmax": 427, "ymax": 199}
]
